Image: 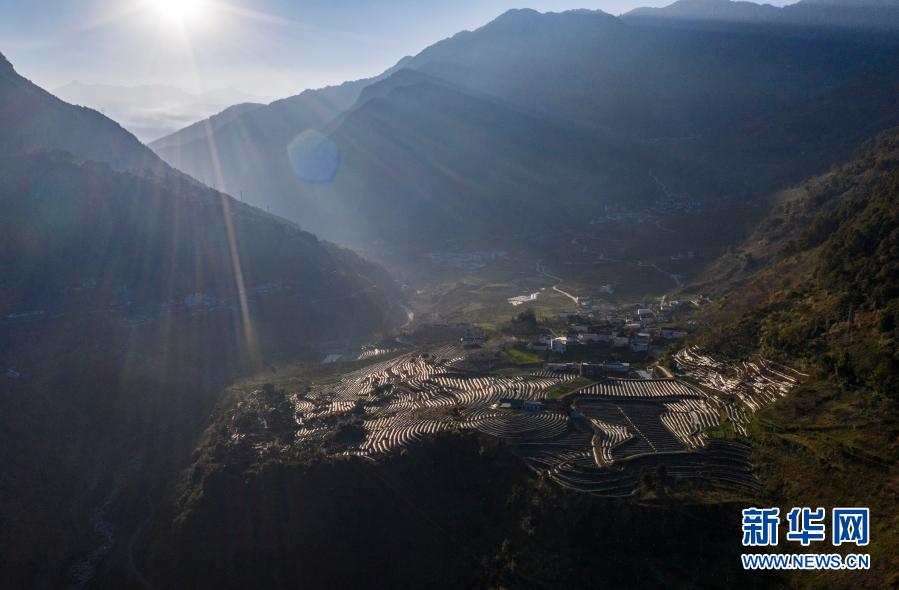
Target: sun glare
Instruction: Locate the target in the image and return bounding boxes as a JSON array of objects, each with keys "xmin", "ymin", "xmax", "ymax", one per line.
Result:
[{"xmin": 150, "ymin": 0, "xmax": 206, "ymax": 24}]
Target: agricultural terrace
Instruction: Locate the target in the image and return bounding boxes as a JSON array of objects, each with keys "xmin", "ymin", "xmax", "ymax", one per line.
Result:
[
  {"xmin": 674, "ymin": 346, "xmax": 806, "ymax": 435},
  {"xmin": 227, "ymin": 344, "xmax": 804, "ymax": 497}
]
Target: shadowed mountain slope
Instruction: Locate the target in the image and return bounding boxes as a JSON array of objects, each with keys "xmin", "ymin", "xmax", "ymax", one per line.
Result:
[
  {"xmin": 150, "ymin": 9, "xmax": 899, "ymax": 266},
  {"xmin": 0, "ymin": 53, "xmax": 404, "ymax": 590},
  {"xmin": 0, "ymin": 52, "xmax": 168, "ymax": 176},
  {"xmin": 284, "ymin": 75, "xmax": 686, "ymax": 250},
  {"xmin": 681, "ymin": 128, "xmax": 899, "ymax": 586}
]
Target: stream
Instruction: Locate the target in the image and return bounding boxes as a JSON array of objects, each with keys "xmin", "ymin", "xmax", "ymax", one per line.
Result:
[{"xmin": 68, "ymin": 455, "xmax": 143, "ymax": 590}]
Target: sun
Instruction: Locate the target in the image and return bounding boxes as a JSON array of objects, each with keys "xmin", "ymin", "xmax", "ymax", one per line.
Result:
[{"xmin": 149, "ymin": 0, "xmax": 207, "ymax": 24}]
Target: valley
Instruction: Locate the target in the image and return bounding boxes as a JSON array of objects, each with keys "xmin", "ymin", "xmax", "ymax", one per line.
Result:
[{"xmin": 2, "ymin": 2, "xmax": 898, "ymax": 588}]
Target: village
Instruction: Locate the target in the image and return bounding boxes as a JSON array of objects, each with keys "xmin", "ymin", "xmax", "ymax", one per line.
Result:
[{"xmin": 522, "ymin": 299, "xmax": 691, "ymax": 356}]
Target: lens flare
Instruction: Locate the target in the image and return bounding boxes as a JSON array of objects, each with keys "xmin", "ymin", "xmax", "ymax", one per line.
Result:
[{"xmin": 287, "ymin": 130, "xmax": 341, "ymax": 184}]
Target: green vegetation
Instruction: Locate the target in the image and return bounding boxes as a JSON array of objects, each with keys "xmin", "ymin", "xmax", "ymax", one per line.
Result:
[
  {"xmin": 746, "ymin": 381, "xmax": 898, "ymax": 587},
  {"xmin": 696, "ymin": 130, "xmax": 899, "ymax": 399},
  {"xmin": 690, "ymin": 129, "xmax": 899, "ymax": 587},
  {"xmin": 410, "ymin": 277, "xmax": 576, "ymax": 327},
  {"xmin": 506, "ymin": 308, "xmax": 539, "ymax": 336},
  {"xmin": 499, "ymin": 348, "xmax": 542, "ymax": 366},
  {"xmin": 545, "ymin": 377, "xmax": 594, "ymax": 399},
  {"xmin": 704, "ymin": 419, "xmax": 740, "ymax": 442}
]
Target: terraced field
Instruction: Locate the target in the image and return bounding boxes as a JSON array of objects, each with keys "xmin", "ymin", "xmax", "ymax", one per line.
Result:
[
  {"xmin": 545, "ymin": 440, "xmax": 760, "ymax": 497},
  {"xmin": 508, "ymin": 375, "xmax": 761, "ymax": 494},
  {"xmin": 282, "ymin": 345, "xmax": 579, "ymax": 459},
  {"xmin": 228, "ymin": 345, "xmax": 802, "ymax": 496},
  {"xmin": 673, "ymin": 346, "xmax": 805, "ymax": 435}
]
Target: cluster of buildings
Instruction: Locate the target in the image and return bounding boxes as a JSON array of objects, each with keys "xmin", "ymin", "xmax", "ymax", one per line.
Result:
[{"xmin": 527, "ymin": 300, "xmax": 691, "ymax": 354}]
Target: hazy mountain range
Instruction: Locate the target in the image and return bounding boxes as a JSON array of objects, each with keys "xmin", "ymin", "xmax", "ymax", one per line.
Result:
[
  {"xmin": 150, "ymin": 1, "xmax": 899, "ymax": 265},
  {"xmin": 624, "ymin": 0, "xmax": 899, "ymax": 28},
  {"xmin": 53, "ymin": 81, "xmax": 265, "ymax": 143}
]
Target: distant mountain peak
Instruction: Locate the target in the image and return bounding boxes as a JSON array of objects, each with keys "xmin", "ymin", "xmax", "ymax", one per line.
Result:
[
  {"xmin": 0, "ymin": 51, "xmax": 14, "ymax": 74},
  {"xmin": 625, "ymin": 0, "xmax": 779, "ymax": 20},
  {"xmin": 796, "ymin": 0, "xmax": 899, "ymax": 5},
  {"xmin": 624, "ymin": 0, "xmax": 899, "ymax": 24},
  {"xmin": 494, "ymin": 7, "xmax": 540, "ymax": 20},
  {"xmin": 488, "ymin": 7, "xmax": 620, "ymax": 26}
]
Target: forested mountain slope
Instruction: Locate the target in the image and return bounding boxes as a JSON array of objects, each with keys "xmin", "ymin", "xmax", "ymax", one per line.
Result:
[
  {"xmin": 688, "ymin": 129, "xmax": 899, "ymax": 585},
  {"xmin": 695, "ymin": 129, "xmax": 899, "ymax": 389}
]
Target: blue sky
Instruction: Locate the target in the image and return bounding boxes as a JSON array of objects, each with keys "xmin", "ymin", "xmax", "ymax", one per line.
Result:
[{"xmin": 1, "ymin": 0, "xmax": 795, "ymax": 100}]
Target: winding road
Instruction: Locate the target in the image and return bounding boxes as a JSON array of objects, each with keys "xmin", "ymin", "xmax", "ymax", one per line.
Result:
[{"xmin": 536, "ymin": 262, "xmax": 580, "ymax": 307}]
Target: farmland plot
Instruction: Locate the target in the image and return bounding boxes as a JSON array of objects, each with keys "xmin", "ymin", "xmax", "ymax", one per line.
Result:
[
  {"xmin": 228, "ymin": 345, "xmax": 798, "ymax": 496},
  {"xmin": 673, "ymin": 346, "xmax": 805, "ymax": 435}
]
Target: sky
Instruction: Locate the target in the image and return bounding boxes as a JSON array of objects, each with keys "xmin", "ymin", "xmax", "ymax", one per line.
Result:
[{"xmin": 1, "ymin": 0, "xmax": 795, "ymax": 102}]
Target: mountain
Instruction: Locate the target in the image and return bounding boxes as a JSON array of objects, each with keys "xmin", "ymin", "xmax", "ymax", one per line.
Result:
[
  {"xmin": 132, "ymin": 130, "xmax": 899, "ymax": 590},
  {"xmin": 284, "ymin": 73, "xmax": 684, "ymax": 251},
  {"xmin": 149, "ymin": 58, "xmax": 411, "ymax": 191},
  {"xmin": 0, "ymin": 53, "xmax": 167, "ymax": 176},
  {"xmin": 400, "ymin": 8, "xmax": 898, "ymax": 143},
  {"xmin": 53, "ymin": 81, "xmax": 264, "ymax": 143},
  {"xmin": 624, "ymin": 0, "xmax": 781, "ymax": 23},
  {"xmin": 0, "ymin": 50, "xmax": 401, "ymax": 340},
  {"xmin": 623, "ymin": 0, "xmax": 899, "ymax": 30},
  {"xmin": 147, "ymin": 102, "xmax": 264, "ymax": 152},
  {"xmin": 0, "ymin": 53, "xmax": 404, "ymax": 589},
  {"xmin": 159, "ymin": 66, "xmax": 688, "ymax": 254},
  {"xmin": 150, "ymin": 9, "xmax": 899, "ymax": 274},
  {"xmin": 680, "ymin": 128, "xmax": 899, "ymax": 584},
  {"xmin": 138, "ymin": 432, "xmax": 772, "ymax": 589},
  {"xmin": 693, "ymin": 128, "xmax": 899, "ymax": 391},
  {"xmin": 0, "ymin": 152, "xmax": 402, "ymax": 339}
]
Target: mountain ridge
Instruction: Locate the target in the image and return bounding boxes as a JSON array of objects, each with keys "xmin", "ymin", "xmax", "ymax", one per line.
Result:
[
  {"xmin": 0, "ymin": 51, "xmax": 169, "ymax": 176},
  {"xmin": 623, "ymin": 0, "xmax": 899, "ymax": 29},
  {"xmin": 147, "ymin": 9, "xmax": 899, "ymax": 275}
]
